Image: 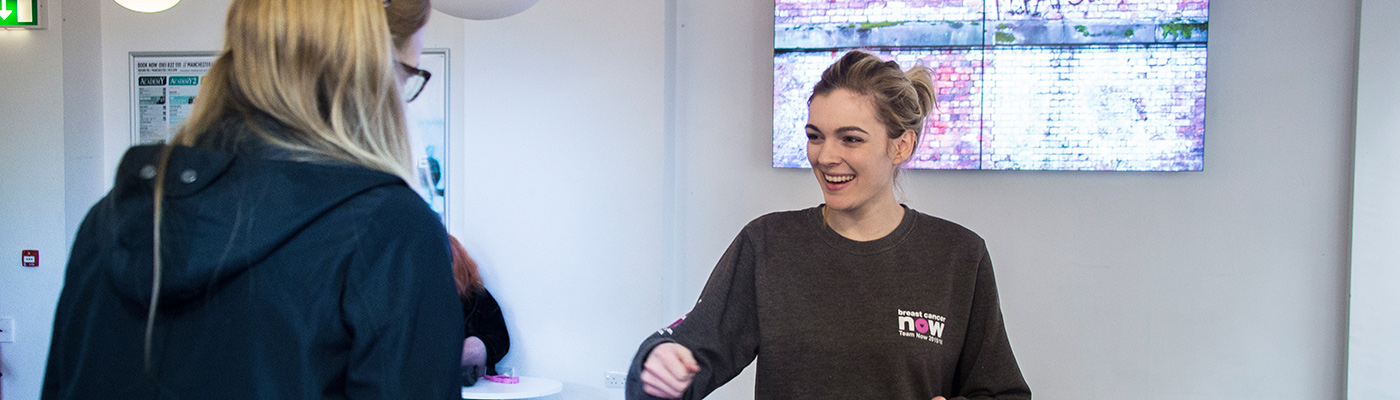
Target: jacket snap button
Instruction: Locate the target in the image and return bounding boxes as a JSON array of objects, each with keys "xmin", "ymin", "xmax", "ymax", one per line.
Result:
[
  {"xmin": 139, "ymin": 165, "xmax": 157, "ymax": 180},
  {"xmin": 180, "ymin": 170, "xmax": 198, "ymax": 184}
]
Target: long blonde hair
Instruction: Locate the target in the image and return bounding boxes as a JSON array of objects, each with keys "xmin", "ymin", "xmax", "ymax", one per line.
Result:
[
  {"xmin": 170, "ymin": 0, "xmax": 414, "ymax": 181},
  {"xmin": 145, "ymin": 0, "xmax": 413, "ymax": 372}
]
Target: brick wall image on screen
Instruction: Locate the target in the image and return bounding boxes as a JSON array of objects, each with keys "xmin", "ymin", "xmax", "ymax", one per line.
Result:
[{"xmin": 774, "ymin": 0, "xmax": 1208, "ymax": 171}]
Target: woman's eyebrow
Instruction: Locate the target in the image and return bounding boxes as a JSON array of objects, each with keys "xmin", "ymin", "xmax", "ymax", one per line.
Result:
[
  {"xmin": 834, "ymin": 126, "xmax": 868, "ymax": 135},
  {"xmin": 806, "ymin": 125, "xmax": 869, "ymax": 135}
]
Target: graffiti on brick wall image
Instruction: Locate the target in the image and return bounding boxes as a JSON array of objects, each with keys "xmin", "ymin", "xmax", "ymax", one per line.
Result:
[{"xmin": 774, "ymin": 0, "xmax": 1208, "ymax": 171}]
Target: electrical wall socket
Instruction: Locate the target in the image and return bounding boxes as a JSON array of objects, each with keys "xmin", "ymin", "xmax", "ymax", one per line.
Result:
[
  {"xmin": 605, "ymin": 371, "xmax": 626, "ymax": 388},
  {"xmin": 0, "ymin": 317, "xmax": 14, "ymax": 343}
]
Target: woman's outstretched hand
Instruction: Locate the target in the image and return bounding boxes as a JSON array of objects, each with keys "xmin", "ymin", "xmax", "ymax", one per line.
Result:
[{"xmin": 641, "ymin": 342, "xmax": 700, "ymax": 398}]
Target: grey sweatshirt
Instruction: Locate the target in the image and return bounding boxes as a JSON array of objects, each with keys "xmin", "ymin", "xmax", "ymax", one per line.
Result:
[{"xmin": 627, "ymin": 206, "xmax": 1031, "ymax": 400}]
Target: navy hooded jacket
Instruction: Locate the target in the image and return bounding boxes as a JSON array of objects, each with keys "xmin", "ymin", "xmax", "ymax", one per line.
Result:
[{"xmin": 42, "ymin": 139, "xmax": 464, "ymax": 399}]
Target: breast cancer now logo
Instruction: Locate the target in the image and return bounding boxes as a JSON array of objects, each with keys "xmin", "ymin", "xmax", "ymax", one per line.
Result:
[{"xmin": 897, "ymin": 309, "xmax": 947, "ymax": 345}]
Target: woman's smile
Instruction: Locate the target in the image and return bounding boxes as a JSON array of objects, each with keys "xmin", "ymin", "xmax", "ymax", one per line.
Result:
[{"xmin": 821, "ymin": 172, "xmax": 855, "ymax": 191}]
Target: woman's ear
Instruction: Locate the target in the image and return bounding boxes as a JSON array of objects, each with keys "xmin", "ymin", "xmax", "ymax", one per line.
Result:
[{"xmin": 891, "ymin": 129, "xmax": 917, "ymax": 164}]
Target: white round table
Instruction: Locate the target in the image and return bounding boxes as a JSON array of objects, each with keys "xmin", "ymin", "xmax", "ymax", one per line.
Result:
[{"xmin": 460, "ymin": 376, "xmax": 563, "ymax": 399}]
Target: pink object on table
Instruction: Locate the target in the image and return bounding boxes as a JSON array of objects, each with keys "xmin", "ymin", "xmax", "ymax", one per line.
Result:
[{"xmin": 484, "ymin": 375, "xmax": 519, "ymax": 384}]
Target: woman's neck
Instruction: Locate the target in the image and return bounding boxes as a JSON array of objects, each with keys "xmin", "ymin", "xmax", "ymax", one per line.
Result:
[{"xmin": 823, "ymin": 197, "xmax": 905, "ymax": 242}]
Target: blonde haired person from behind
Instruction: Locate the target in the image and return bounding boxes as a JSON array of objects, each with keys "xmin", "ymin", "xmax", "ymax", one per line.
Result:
[
  {"xmin": 42, "ymin": 0, "xmax": 465, "ymax": 398},
  {"xmin": 626, "ymin": 51, "xmax": 1031, "ymax": 399}
]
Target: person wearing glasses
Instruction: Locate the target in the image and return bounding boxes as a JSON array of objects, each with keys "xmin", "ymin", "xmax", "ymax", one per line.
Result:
[
  {"xmin": 388, "ymin": 0, "xmax": 433, "ymax": 104},
  {"xmin": 625, "ymin": 51, "xmax": 1031, "ymax": 399},
  {"xmin": 42, "ymin": 0, "xmax": 464, "ymax": 398}
]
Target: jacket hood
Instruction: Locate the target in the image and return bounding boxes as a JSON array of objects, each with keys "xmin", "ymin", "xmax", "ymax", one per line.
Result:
[{"xmin": 102, "ymin": 143, "xmax": 405, "ymax": 309}]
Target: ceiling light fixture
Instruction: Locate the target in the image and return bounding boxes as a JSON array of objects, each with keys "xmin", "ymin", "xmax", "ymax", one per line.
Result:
[
  {"xmin": 433, "ymin": 0, "xmax": 539, "ymax": 20},
  {"xmin": 114, "ymin": 0, "xmax": 180, "ymax": 13}
]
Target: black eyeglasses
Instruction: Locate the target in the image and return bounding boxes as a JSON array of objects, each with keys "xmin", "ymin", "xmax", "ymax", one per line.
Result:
[{"xmin": 399, "ymin": 61, "xmax": 431, "ymax": 103}]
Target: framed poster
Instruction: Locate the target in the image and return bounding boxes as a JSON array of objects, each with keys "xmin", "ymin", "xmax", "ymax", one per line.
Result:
[
  {"xmin": 406, "ymin": 49, "xmax": 450, "ymax": 222},
  {"xmin": 130, "ymin": 52, "xmax": 218, "ymax": 146}
]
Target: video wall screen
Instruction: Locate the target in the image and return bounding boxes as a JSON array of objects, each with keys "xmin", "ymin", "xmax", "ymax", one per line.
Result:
[{"xmin": 774, "ymin": 0, "xmax": 1209, "ymax": 171}]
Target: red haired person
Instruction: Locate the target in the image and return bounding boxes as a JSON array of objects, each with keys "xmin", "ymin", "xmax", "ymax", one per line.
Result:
[{"xmin": 448, "ymin": 236, "xmax": 510, "ymax": 385}]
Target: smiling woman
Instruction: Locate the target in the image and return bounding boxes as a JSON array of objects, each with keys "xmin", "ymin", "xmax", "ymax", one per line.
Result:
[
  {"xmin": 626, "ymin": 51, "xmax": 1031, "ymax": 400},
  {"xmin": 805, "ymin": 51, "xmax": 935, "ymax": 240},
  {"xmin": 806, "ymin": 88, "xmax": 912, "ymax": 240}
]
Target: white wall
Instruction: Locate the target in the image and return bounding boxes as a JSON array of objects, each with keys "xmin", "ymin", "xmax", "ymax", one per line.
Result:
[
  {"xmin": 669, "ymin": 0, "xmax": 1357, "ymax": 399},
  {"xmin": 64, "ymin": 0, "xmax": 103, "ymax": 249},
  {"xmin": 0, "ymin": 0, "xmax": 68, "ymax": 397},
  {"xmin": 453, "ymin": 1, "xmax": 667, "ymax": 398},
  {"xmin": 1348, "ymin": 0, "xmax": 1400, "ymax": 397}
]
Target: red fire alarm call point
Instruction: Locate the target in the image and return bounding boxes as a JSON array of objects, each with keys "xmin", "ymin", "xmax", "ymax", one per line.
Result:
[{"xmin": 22, "ymin": 250, "xmax": 39, "ymax": 267}]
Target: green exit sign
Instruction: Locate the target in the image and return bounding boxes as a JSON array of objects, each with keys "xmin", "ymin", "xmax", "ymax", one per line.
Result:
[{"xmin": 0, "ymin": 0, "xmax": 42, "ymax": 29}]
